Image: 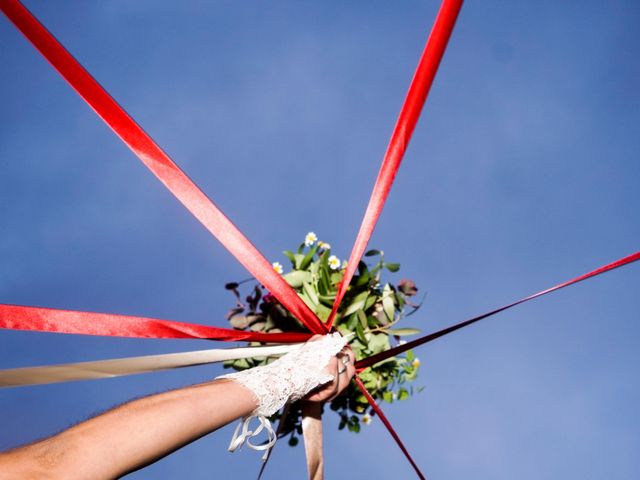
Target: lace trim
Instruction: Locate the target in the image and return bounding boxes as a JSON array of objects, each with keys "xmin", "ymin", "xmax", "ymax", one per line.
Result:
[{"xmin": 218, "ymin": 333, "xmax": 347, "ymax": 457}]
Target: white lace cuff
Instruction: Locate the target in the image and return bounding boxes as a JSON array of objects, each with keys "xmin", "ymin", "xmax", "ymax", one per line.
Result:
[{"xmin": 217, "ymin": 333, "xmax": 347, "ymax": 458}]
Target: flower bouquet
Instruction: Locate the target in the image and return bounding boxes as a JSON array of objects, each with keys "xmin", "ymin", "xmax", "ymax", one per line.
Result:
[{"xmin": 224, "ymin": 232, "xmax": 424, "ymax": 445}]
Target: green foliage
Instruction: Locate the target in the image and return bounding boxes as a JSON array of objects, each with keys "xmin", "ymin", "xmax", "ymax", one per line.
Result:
[{"xmin": 223, "ymin": 234, "xmax": 425, "ymax": 446}]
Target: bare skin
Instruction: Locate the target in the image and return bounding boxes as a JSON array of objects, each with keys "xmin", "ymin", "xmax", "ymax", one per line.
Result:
[{"xmin": 0, "ymin": 339, "xmax": 356, "ymax": 480}]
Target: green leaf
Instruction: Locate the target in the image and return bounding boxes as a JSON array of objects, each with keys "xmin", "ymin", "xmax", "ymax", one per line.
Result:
[
  {"xmin": 385, "ymin": 328, "xmax": 421, "ymax": 336},
  {"xmin": 299, "ymin": 244, "xmax": 319, "ymax": 270},
  {"xmin": 368, "ymin": 333, "xmax": 390, "ymax": 355},
  {"xmin": 298, "ymin": 291, "xmax": 316, "ymax": 310},
  {"xmin": 398, "ymin": 388, "xmax": 409, "ymax": 400},
  {"xmin": 342, "ymin": 291, "xmax": 369, "ymax": 317},
  {"xmin": 283, "ymin": 250, "xmax": 297, "ymax": 266},
  {"xmin": 382, "ymin": 391, "xmax": 394, "ymax": 403},
  {"xmin": 330, "ymin": 272, "xmax": 344, "ymax": 285},
  {"xmin": 365, "ymin": 249, "xmax": 381, "ymax": 257},
  {"xmin": 283, "ymin": 270, "xmax": 312, "ymax": 288},
  {"xmin": 315, "ymin": 302, "xmax": 332, "ymax": 322},
  {"xmin": 356, "ymin": 310, "xmax": 368, "ymax": 330},
  {"xmin": 318, "ymin": 292, "xmax": 337, "ymax": 304},
  {"xmin": 382, "ymin": 284, "xmax": 395, "ymax": 322},
  {"xmin": 362, "ymin": 298, "xmax": 377, "ymax": 317},
  {"xmin": 293, "ymin": 254, "xmax": 305, "ymax": 269},
  {"xmin": 233, "ymin": 358, "xmax": 250, "ymax": 369},
  {"xmin": 385, "ymin": 262, "xmax": 400, "ymax": 272},
  {"xmin": 302, "ymin": 282, "xmax": 319, "ymax": 306},
  {"xmin": 355, "ymin": 321, "xmax": 367, "ymax": 345}
]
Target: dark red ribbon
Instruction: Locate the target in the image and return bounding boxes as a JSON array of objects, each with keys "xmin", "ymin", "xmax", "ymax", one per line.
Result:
[
  {"xmin": 0, "ymin": 0, "xmax": 326, "ymax": 337},
  {"xmin": 6, "ymin": 2, "xmax": 637, "ymax": 480},
  {"xmin": 0, "ymin": 304, "xmax": 313, "ymax": 343},
  {"xmin": 357, "ymin": 251, "xmax": 640, "ymax": 370},
  {"xmin": 354, "ymin": 377, "xmax": 426, "ymax": 479},
  {"xmin": 326, "ymin": 0, "xmax": 464, "ymax": 329}
]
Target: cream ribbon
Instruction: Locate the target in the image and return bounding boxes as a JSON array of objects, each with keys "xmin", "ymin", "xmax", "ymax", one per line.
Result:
[
  {"xmin": 0, "ymin": 344, "xmax": 301, "ymax": 387},
  {"xmin": 302, "ymin": 401, "xmax": 324, "ymax": 480}
]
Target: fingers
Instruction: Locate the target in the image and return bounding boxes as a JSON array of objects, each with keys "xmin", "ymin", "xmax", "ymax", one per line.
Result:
[
  {"xmin": 332, "ymin": 346, "xmax": 355, "ymax": 398},
  {"xmin": 302, "ymin": 337, "xmax": 356, "ymax": 403}
]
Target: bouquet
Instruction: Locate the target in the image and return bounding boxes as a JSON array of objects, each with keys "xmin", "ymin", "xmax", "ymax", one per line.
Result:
[{"xmin": 224, "ymin": 232, "xmax": 424, "ymax": 446}]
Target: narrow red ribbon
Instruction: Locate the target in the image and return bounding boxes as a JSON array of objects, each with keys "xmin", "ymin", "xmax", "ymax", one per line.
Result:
[
  {"xmin": 327, "ymin": 0, "xmax": 464, "ymax": 329},
  {"xmin": 354, "ymin": 377, "xmax": 426, "ymax": 479},
  {"xmin": 0, "ymin": 0, "xmax": 327, "ymax": 337},
  {"xmin": 0, "ymin": 304, "xmax": 313, "ymax": 343},
  {"xmin": 356, "ymin": 251, "xmax": 640, "ymax": 370}
]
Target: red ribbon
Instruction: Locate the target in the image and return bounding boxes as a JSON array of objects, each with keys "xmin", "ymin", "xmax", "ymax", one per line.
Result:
[
  {"xmin": 0, "ymin": 304, "xmax": 313, "ymax": 343},
  {"xmin": 326, "ymin": 0, "xmax": 464, "ymax": 329},
  {"xmin": 0, "ymin": 0, "xmax": 327, "ymax": 337},
  {"xmin": 0, "ymin": 0, "xmax": 456, "ymax": 477},
  {"xmin": 5, "ymin": 2, "xmax": 637, "ymax": 479},
  {"xmin": 356, "ymin": 251, "xmax": 640, "ymax": 370},
  {"xmin": 354, "ymin": 377, "xmax": 426, "ymax": 479}
]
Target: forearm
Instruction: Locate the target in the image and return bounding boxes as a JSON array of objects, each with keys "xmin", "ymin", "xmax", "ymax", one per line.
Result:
[{"xmin": 0, "ymin": 379, "xmax": 256, "ymax": 480}]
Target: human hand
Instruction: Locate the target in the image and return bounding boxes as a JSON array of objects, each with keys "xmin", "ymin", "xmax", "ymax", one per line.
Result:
[{"xmin": 304, "ymin": 335, "xmax": 356, "ymax": 402}]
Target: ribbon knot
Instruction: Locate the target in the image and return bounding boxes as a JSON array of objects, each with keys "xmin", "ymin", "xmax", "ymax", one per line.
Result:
[{"xmin": 228, "ymin": 415, "xmax": 277, "ymax": 461}]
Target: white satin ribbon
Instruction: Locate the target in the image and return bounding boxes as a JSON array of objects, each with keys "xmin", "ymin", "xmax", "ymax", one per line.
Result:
[{"xmin": 228, "ymin": 415, "xmax": 277, "ymax": 461}]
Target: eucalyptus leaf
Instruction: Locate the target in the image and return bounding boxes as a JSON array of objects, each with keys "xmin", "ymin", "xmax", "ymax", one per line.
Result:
[
  {"xmin": 385, "ymin": 262, "xmax": 400, "ymax": 272},
  {"xmin": 283, "ymin": 270, "xmax": 312, "ymax": 288},
  {"xmin": 342, "ymin": 291, "xmax": 369, "ymax": 317},
  {"xmin": 385, "ymin": 328, "xmax": 421, "ymax": 336},
  {"xmin": 315, "ymin": 303, "xmax": 332, "ymax": 322},
  {"xmin": 355, "ymin": 321, "xmax": 367, "ymax": 345},
  {"xmin": 368, "ymin": 333, "xmax": 390, "ymax": 354},
  {"xmin": 382, "ymin": 284, "xmax": 395, "ymax": 322},
  {"xmin": 302, "ymin": 282, "xmax": 319, "ymax": 306},
  {"xmin": 356, "ymin": 310, "xmax": 368, "ymax": 330}
]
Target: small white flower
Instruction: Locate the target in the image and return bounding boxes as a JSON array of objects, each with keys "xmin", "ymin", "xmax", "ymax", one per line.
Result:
[
  {"xmin": 304, "ymin": 232, "xmax": 318, "ymax": 246},
  {"xmin": 392, "ymin": 392, "xmax": 398, "ymax": 401},
  {"xmin": 399, "ymin": 340, "xmax": 407, "ymax": 346},
  {"xmin": 412, "ymin": 358, "xmax": 421, "ymax": 368},
  {"xmin": 272, "ymin": 262, "xmax": 283, "ymax": 275},
  {"xmin": 328, "ymin": 255, "xmax": 341, "ymax": 270},
  {"xmin": 317, "ymin": 241, "xmax": 331, "ymax": 250},
  {"xmin": 341, "ymin": 260, "xmax": 348, "ymax": 269},
  {"xmin": 362, "ymin": 414, "xmax": 372, "ymax": 425}
]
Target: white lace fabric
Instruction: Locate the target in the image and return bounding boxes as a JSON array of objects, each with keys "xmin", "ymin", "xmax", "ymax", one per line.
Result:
[{"xmin": 217, "ymin": 333, "xmax": 348, "ymax": 457}]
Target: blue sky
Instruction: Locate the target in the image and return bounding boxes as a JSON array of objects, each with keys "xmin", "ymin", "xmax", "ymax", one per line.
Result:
[{"xmin": 1, "ymin": 1, "xmax": 639, "ymax": 478}]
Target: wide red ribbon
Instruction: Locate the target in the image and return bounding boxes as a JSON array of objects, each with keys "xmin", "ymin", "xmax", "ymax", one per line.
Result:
[
  {"xmin": 0, "ymin": 0, "xmax": 326, "ymax": 337},
  {"xmin": 0, "ymin": 304, "xmax": 312, "ymax": 343},
  {"xmin": 0, "ymin": 0, "xmax": 463, "ymax": 477},
  {"xmin": 357, "ymin": 251, "xmax": 640, "ymax": 370},
  {"xmin": 327, "ymin": 0, "xmax": 464, "ymax": 329}
]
